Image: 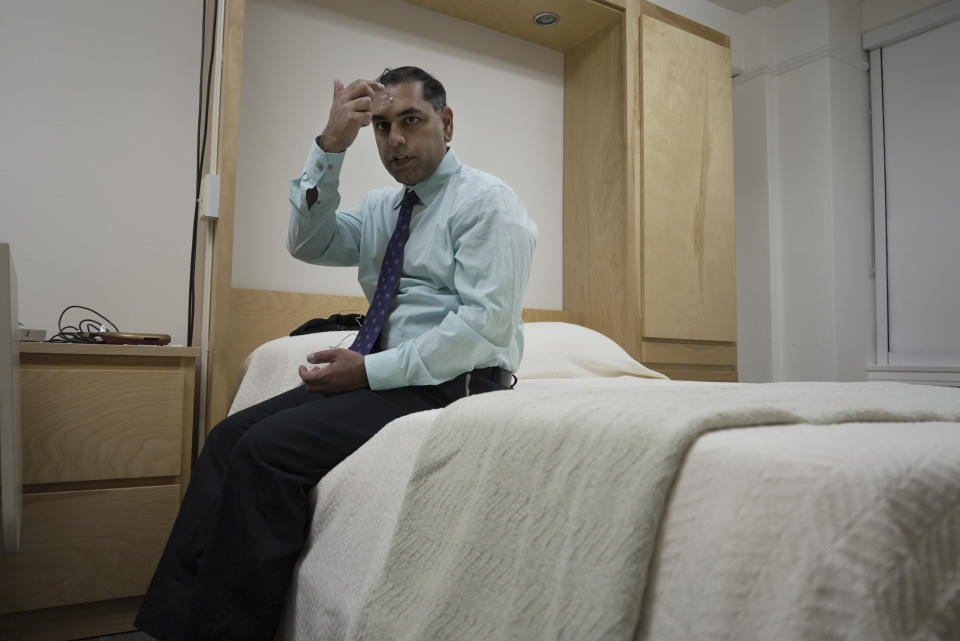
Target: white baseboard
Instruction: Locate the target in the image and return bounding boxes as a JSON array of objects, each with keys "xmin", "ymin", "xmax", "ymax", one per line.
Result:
[{"xmin": 867, "ymin": 365, "xmax": 960, "ymax": 387}]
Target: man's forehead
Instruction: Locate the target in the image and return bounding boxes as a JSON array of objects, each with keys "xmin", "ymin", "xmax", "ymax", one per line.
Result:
[
  {"xmin": 381, "ymin": 79, "xmax": 426, "ymax": 104},
  {"xmin": 381, "ymin": 78, "xmax": 423, "ymax": 94},
  {"xmin": 372, "ymin": 81, "xmax": 429, "ymax": 117}
]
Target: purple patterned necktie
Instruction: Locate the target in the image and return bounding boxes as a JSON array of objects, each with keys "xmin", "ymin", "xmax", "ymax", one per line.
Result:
[{"xmin": 349, "ymin": 189, "xmax": 420, "ymax": 354}]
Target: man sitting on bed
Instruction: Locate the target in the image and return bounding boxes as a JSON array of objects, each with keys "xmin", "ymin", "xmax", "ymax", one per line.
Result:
[{"xmin": 135, "ymin": 66, "xmax": 537, "ymax": 641}]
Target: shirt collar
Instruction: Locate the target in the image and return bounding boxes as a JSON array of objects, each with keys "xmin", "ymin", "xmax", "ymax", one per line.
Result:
[{"xmin": 392, "ymin": 148, "xmax": 461, "ymax": 210}]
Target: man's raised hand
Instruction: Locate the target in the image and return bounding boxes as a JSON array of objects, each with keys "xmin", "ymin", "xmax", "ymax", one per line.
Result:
[{"xmin": 317, "ymin": 78, "xmax": 386, "ymax": 153}]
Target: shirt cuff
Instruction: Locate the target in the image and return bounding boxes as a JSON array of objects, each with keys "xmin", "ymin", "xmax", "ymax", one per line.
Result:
[
  {"xmin": 302, "ymin": 141, "xmax": 345, "ymax": 188},
  {"xmin": 363, "ymin": 349, "xmax": 405, "ymax": 390}
]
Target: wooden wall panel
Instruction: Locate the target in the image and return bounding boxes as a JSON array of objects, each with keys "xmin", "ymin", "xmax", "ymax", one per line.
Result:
[
  {"xmin": 640, "ymin": 11, "xmax": 736, "ymax": 343},
  {"xmin": 563, "ymin": 20, "xmax": 634, "ymax": 353},
  {"xmin": 402, "ymin": 0, "xmax": 623, "ymax": 51},
  {"xmin": 208, "ymin": 0, "xmax": 247, "ymax": 438},
  {"xmin": 650, "ymin": 364, "xmax": 738, "ymax": 382},
  {"xmin": 640, "ymin": 340, "xmax": 737, "ymax": 367}
]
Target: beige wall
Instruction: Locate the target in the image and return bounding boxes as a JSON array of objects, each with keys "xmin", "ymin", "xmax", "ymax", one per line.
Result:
[{"xmin": 232, "ymin": 0, "xmax": 564, "ymax": 309}]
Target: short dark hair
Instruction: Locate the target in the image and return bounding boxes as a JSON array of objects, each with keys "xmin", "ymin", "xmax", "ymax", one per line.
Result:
[{"xmin": 376, "ymin": 66, "xmax": 447, "ymax": 114}]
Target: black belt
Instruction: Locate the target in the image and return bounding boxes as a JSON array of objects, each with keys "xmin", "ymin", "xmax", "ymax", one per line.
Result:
[{"xmin": 469, "ymin": 366, "xmax": 517, "ymax": 388}]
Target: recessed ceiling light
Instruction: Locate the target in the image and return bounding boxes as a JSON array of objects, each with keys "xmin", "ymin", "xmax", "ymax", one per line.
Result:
[{"xmin": 533, "ymin": 12, "xmax": 559, "ymax": 27}]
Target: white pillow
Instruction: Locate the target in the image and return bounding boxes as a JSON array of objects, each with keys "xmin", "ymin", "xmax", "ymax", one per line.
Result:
[
  {"xmin": 517, "ymin": 322, "xmax": 667, "ymax": 380},
  {"xmin": 230, "ymin": 322, "xmax": 665, "ymax": 414}
]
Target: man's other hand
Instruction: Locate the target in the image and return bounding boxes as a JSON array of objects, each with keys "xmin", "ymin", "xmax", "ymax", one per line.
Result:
[
  {"xmin": 299, "ymin": 348, "xmax": 369, "ymax": 394},
  {"xmin": 318, "ymin": 78, "xmax": 386, "ymax": 153}
]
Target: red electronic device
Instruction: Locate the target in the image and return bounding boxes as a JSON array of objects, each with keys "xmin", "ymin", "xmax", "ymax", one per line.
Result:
[{"xmin": 99, "ymin": 332, "xmax": 171, "ymax": 346}]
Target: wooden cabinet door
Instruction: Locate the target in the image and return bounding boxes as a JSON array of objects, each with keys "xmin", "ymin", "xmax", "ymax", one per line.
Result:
[{"xmin": 640, "ymin": 7, "xmax": 737, "ymax": 343}]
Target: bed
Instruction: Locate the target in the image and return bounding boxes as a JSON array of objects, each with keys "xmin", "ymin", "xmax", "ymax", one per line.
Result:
[{"xmin": 226, "ymin": 322, "xmax": 960, "ymax": 641}]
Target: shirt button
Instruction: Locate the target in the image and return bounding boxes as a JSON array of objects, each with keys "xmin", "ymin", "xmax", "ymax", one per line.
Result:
[{"xmin": 327, "ymin": 163, "xmax": 334, "ymax": 169}]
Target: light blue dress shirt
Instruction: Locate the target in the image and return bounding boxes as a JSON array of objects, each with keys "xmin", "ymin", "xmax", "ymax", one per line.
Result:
[{"xmin": 287, "ymin": 143, "xmax": 537, "ymax": 390}]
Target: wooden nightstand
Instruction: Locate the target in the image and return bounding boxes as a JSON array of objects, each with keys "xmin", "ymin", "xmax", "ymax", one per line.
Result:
[{"xmin": 0, "ymin": 343, "xmax": 199, "ymax": 641}]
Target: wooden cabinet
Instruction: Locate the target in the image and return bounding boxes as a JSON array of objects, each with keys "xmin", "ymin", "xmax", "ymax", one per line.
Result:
[
  {"xmin": 0, "ymin": 343, "xmax": 198, "ymax": 641},
  {"xmin": 564, "ymin": 1, "xmax": 737, "ymax": 382}
]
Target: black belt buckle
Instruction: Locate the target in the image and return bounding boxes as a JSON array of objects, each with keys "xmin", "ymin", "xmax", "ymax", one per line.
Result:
[{"xmin": 475, "ymin": 366, "xmax": 516, "ymax": 388}]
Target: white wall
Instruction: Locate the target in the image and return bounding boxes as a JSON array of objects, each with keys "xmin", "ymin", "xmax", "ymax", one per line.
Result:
[
  {"xmin": 0, "ymin": 0, "xmax": 200, "ymax": 345},
  {"xmin": 232, "ymin": 0, "xmax": 564, "ymax": 310},
  {"xmin": 732, "ymin": 0, "xmax": 874, "ymax": 382},
  {"xmin": 732, "ymin": 72, "xmax": 775, "ymax": 382},
  {"xmin": 861, "ymin": 0, "xmax": 945, "ymax": 31}
]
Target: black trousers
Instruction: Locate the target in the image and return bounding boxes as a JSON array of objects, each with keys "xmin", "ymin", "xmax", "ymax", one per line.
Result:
[{"xmin": 135, "ymin": 371, "xmax": 508, "ymax": 641}]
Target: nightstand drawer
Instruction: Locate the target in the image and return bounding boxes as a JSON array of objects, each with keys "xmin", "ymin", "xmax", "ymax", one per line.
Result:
[
  {"xmin": 0, "ymin": 485, "xmax": 179, "ymax": 614},
  {"xmin": 21, "ymin": 369, "xmax": 183, "ymax": 484}
]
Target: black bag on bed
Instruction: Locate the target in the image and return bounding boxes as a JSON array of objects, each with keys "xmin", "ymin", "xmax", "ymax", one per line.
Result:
[{"xmin": 289, "ymin": 313, "xmax": 365, "ymax": 336}]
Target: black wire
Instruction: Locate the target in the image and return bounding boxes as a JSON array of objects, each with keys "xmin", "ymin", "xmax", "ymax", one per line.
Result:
[
  {"xmin": 48, "ymin": 305, "xmax": 119, "ymax": 343},
  {"xmin": 188, "ymin": 0, "xmax": 206, "ymax": 347},
  {"xmin": 188, "ymin": 0, "xmax": 218, "ymax": 347},
  {"xmin": 55, "ymin": 305, "xmax": 119, "ymax": 333},
  {"xmin": 197, "ymin": 0, "xmax": 209, "ymax": 175},
  {"xmin": 48, "ymin": 332, "xmax": 84, "ymax": 343},
  {"xmin": 79, "ymin": 319, "xmax": 104, "ymax": 333}
]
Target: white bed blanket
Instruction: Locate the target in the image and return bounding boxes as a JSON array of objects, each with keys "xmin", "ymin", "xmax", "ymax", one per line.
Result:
[
  {"xmin": 280, "ymin": 379, "xmax": 960, "ymax": 641},
  {"xmin": 641, "ymin": 419, "xmax": 960, "ymax": 641}
]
